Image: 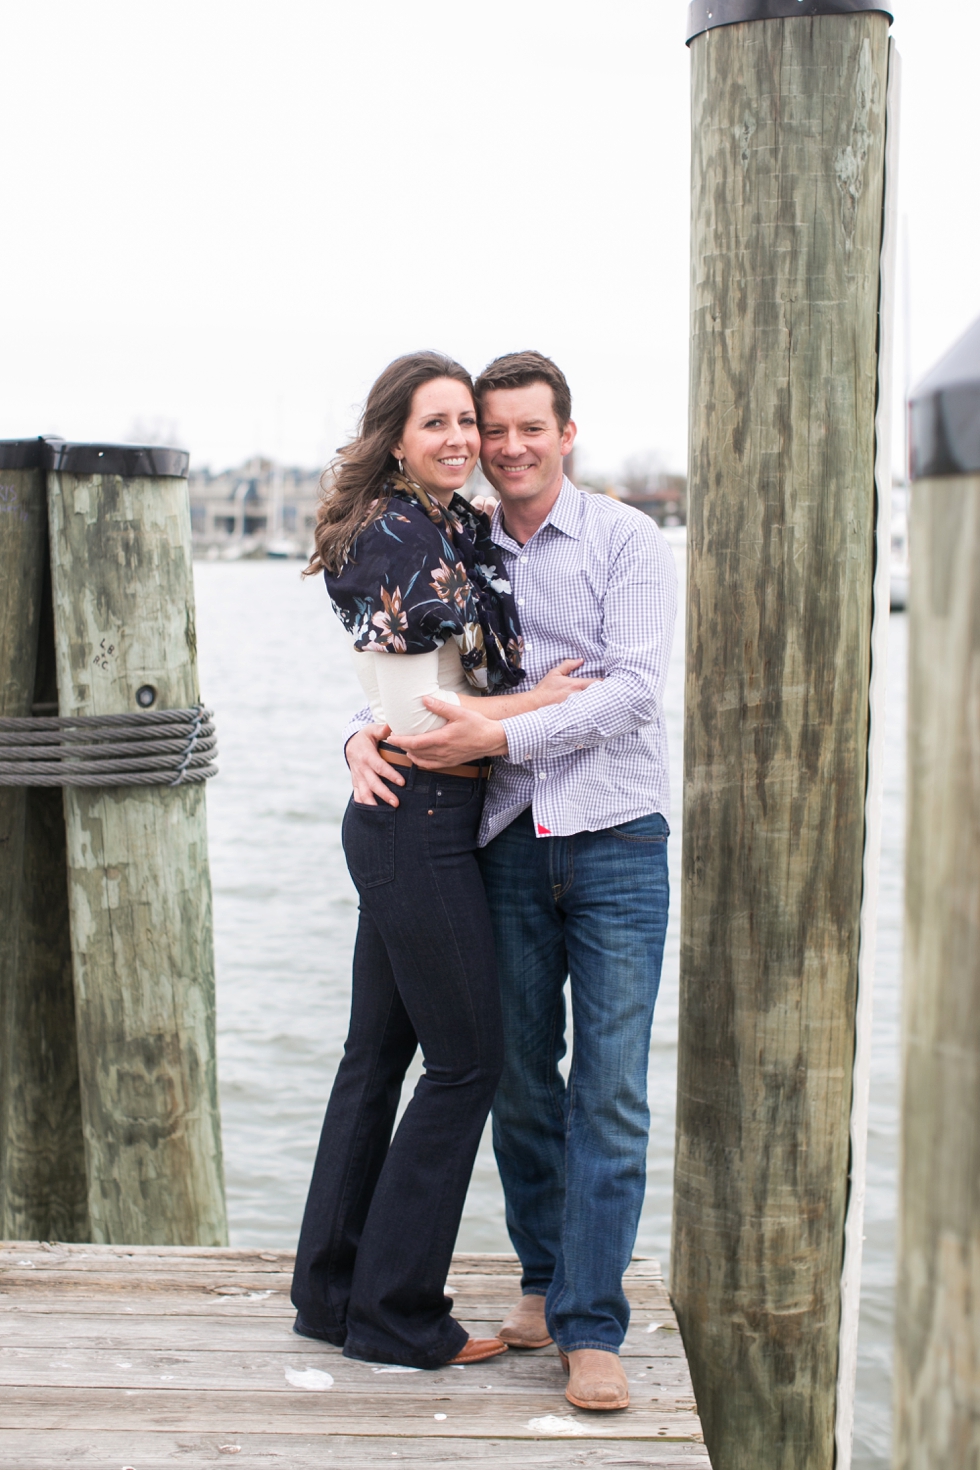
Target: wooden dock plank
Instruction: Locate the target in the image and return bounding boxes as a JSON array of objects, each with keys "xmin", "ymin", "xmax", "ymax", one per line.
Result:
[
  {"xmin": 0, "ymin": 1431, "xmax": 712, "ymax": 1467},
  {"xmin": 0, "ymin": 1246, "xmax": 663, "ymax": 1282},
  {"xmin": 2, "ymin": 1387, "xmax": 702, "ymax": 1437},
  {"xmin": 0, "ymin": 1313, "xmax": 688, "ymax": 1359},
  {"xmin": 0, "ymin": 1245, "xmax": 707, "ymax": 1464},
  {"xmin": 0, "ymin": 1317, "xmax": 688, "ymax": 1363},
  {"xmin": 0, "ymin": 1276, "xmax": 669, "ymax": 1307},
  {"xmin": 0, "ymin": 1346, "xmax": 695, "ymax": 1392}
]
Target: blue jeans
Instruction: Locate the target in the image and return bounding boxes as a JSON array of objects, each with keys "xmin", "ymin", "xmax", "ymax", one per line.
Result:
[{"xmin": 477, "ymin": 807, "xmax": 669, "ymax": 1354}]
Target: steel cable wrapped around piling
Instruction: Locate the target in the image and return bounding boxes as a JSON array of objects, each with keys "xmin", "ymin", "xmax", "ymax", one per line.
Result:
[{"xmin": 0, "ymin": 705, "xmax": 218, "ymax": 787}]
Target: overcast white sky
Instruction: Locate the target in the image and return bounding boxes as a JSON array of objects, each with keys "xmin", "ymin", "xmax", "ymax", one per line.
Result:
[{"xmin": 2, "ymin": 1, "xmax": 977, "ymax": 477}]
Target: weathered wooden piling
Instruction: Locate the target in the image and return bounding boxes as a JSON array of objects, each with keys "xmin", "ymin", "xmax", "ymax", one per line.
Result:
[
  {"xmin": 895, "ymin": 319, "xmax": 980, "ymax": 1469},
  {"xmin": 673, "ymin": 5, "xmax": 896, "ymax": 1467},
  {"xmin": 0, "ymin": 439, "xmax": 88, "ymax": 1242},
  {"xmin": 45, "ymin": 443, "xmax": 227, "ymax": 1247}
]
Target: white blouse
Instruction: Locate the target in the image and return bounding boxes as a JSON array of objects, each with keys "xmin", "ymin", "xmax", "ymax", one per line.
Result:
[{"xmin": 348, "ymin": 638, "xmax": 467, "ymax": 737}]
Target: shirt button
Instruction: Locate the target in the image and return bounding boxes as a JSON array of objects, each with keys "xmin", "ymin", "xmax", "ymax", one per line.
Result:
[
  {"xmin": 538, "ymin": 772, "xmax": 547, "ymax": 781},
  {"xmin": 521, "ymin": 555, "xmax": 528, "ymax": 562},
  {"xmin": 518, "ymin": 598, "xmax": 525, "ymax": 606}
]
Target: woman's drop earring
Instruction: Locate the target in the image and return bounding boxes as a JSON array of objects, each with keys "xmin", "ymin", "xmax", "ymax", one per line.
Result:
[{"xmin": 397, "ymin": 459, "xmax": 404, "ymax": 476}]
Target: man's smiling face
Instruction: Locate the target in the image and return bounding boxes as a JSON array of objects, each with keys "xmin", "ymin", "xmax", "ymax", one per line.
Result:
[{"xmin": 478, "ymin": 382, "xmax": 576, "ymax": 507}]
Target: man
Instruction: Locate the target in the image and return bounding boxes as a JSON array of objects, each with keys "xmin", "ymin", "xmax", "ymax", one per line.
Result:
[{"xmin": 344, "ymin": 351, "xmax": 677, "ymax": 1411}]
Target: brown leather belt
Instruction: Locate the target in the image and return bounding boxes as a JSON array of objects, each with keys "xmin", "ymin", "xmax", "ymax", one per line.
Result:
[{"xmin": 379, "ymin": 741, "xmax": 491, "ymax": 782}]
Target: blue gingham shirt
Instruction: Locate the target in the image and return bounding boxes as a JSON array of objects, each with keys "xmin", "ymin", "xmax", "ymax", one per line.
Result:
[{"xmin": 342, "ymin": 477, "xmax": 677, "ymax": 845}]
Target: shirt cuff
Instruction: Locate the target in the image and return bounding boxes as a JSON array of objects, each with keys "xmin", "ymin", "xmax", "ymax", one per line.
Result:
[
  {"xmin": 342, "ymin": 706, "xmax": 373, "ymax": 761},
  {"xmin": 499, "ymin": 708, "xmax": 550, "ymax": 763}
]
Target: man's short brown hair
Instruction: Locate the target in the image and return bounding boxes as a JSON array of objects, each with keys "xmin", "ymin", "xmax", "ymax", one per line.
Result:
[{"xmin": 474, "ymin": 351, "xmax": 572, "ymax": 430}]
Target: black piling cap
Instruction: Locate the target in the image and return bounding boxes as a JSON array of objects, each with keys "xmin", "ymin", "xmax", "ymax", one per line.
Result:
[
  {"xmin": 47, "ymin": 443, "xmax": 189, "ymax": 478},
  {"xmin": 686, "ymin": 0, "xmax": 893, "ymax": 44},
  {"xmin": 0, "ymin": 437, "xmax": 189, "ymax": 478},
  {"xmin": 0, "ymin": 436, "xmax": 61, "ymax": 470},
  {"xmin": 910, "ymin": 318, "xmax": 980, "ymax": 481}
]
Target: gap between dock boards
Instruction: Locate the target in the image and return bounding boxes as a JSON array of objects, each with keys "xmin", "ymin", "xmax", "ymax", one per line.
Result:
[{"xmin": 0, "ymin": 1244, "xmax": 709, "ymax": 1467}]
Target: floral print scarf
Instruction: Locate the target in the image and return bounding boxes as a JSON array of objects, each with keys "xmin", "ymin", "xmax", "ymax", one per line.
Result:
[{"xmin": 324, "ymin": 474, "xmax": 525, "ymax": 692}]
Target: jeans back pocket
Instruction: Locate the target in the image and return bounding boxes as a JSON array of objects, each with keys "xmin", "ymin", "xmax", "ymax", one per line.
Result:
[{"xmin": 343, "ymin": 800, "xmax": 396, "ymax": 888}]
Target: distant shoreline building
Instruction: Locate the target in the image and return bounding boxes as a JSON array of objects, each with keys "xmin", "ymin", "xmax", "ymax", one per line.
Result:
[
  {"xmin": 188, "ymin": 455, "xmax": 686, "ymax": 559},
  {"xmin": 188, "ymin": 458, "xmax": 496, "ymax": 558},
  {"xmin": 189, "ymin": 457, "xmax": 322, "ymax": 558},
  {"xmin": 615, "ymin": 471, "xmax": 687, "ymax": 526},
  {"xmin": 581, "ymin": 471, "xmax": 687, "ymax": 527}
]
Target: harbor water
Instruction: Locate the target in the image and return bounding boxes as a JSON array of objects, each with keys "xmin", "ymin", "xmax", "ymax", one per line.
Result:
[{"xmin": 195, "ymin": 540, "xmax": 902, "ymax": 1469}]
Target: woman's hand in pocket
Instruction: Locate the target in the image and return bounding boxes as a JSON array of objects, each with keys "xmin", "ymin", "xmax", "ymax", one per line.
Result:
[{"xmin": 346, "ymin": 724, "xmax": 403, "ymax": 807}]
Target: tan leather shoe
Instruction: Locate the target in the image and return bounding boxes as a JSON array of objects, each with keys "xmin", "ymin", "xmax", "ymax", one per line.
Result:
[
  {"xmin": 498, "ymin": 1293, "xmax": 553, "ymax": 1349},
  {"xmin": 561, "ymin": 1348, "xmax": 629, "ymax": 1411},
  {"xmin": 448, "ymin": 1336, "xmax": 509, "ymax": 1365}
]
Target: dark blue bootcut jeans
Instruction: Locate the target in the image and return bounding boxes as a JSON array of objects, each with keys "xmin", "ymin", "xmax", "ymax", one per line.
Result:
[
  {"xmin": 291, "ymin": 767, "xmax": 502, "ymax": 1368},
  {"xmin": 477, "ymin": 807, "xmax": 669, "ymax": 1354}
]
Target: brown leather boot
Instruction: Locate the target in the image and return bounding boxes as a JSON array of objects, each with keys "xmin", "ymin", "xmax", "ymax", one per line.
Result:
[
  {"xmin": 497, "ymin": 1294, "xmax": 553, "ymax": 1349},
  {"xmin": 448, "ymin": 1336, "xmax": 509, "ymax": 1364},
  {"xmin": 561, "ymin": 1348, "xmax": 629, "ymax": 1411}
]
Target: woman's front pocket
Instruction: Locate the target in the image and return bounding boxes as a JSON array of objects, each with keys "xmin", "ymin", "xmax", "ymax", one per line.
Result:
[
  {"xmin": 433, "ymin": 778, "xmax": 481, "ymax": 811},
  {"xmin": 343, "ymin": 799, "xmax": 396, "ymax": 888}
]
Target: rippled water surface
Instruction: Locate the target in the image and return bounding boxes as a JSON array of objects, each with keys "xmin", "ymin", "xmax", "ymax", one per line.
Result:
[{"xmin": 194, "ymin": 549, "xmax": 902, "ymax": 1469}]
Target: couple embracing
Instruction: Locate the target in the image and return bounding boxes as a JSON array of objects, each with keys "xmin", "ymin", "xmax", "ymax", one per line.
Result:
[{"xmin": 291, "ymin": 349, "xmax": 677, "ymax": 1413}]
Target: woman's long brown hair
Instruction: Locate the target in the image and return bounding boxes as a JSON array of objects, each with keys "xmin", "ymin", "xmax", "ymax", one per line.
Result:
[{"xmin": 303, "ymin": 351, "xmax": 475, "ymax": 577}]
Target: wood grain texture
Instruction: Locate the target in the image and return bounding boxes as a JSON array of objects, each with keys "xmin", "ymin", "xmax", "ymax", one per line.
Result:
[
  {"xmin": 894, "ymin": 474, "xmax": 980, "ymax": 1469},
  {"xmin": 46, "ymin": 471, "xmax": 227, "ymax": 1247},
  {"xmin": 0, "ymin": 1248, "xmax": 707, "ymax": 1464},
  {"xmin": 0, "ymin": 470, "xmax": 88, "ymax": 1241},
  {"xmin": 674, "ymin": 15, "xmax": 890, "ymax": 1470}
]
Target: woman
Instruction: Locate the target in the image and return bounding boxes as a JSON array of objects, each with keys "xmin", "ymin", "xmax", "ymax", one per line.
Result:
[{"xmin": 290, "ymin": 351, "xmax": 590, "ymax": 1369}]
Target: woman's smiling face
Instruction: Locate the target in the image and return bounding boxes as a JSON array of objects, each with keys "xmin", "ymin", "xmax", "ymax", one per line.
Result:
[{"xmin": 392, "ymin": 377, "xmax": 480, "ymax": 503}]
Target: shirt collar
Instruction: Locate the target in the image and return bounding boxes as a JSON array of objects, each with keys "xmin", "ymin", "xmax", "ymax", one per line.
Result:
[{"xmin": 491, "ymin": 475, "xmax": 583, "ymax": 552}]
